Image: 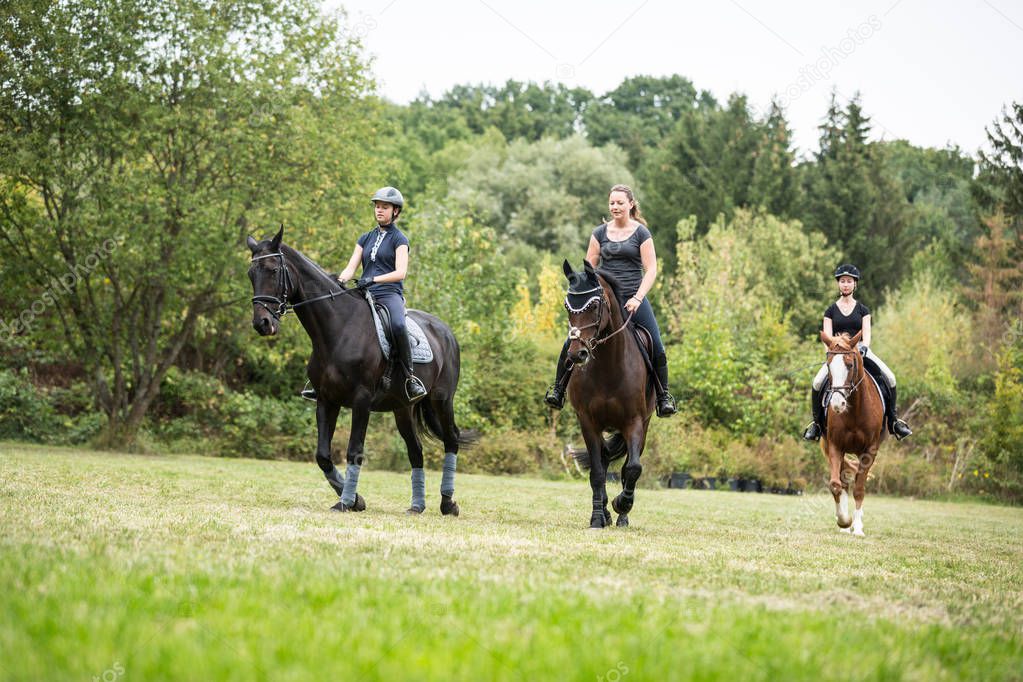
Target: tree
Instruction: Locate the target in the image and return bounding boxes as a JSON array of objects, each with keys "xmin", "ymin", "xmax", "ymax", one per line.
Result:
[
  {"xmin": 976, "ymin": 101, "xmax": 1023, "ymax": 226},
  {"xmin": 0, "ymin": 0, "xmax": 381, "ymax": 446}
]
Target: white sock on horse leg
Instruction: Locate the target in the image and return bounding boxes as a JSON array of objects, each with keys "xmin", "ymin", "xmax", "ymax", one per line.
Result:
[
  {"xmin": 340, "ymin": 464, "xmax": 361, "ymax": 506},
  {"xmin": 441, "ymin": 453, "xmax": 456, "ymax": 497},
  {"xmin": 410, "ymin": 468, "xmax": 425, "ymax": 511}
]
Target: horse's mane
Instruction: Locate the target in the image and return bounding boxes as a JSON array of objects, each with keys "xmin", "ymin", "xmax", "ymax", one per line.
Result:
[
  {"xmin": 280, "ymin": 243, "xmax": 343, "ymax": 291},
  {"xmin": 830, "ymin": 333, "xmax": 854, "ymax": 349},
  {"xmin": 595, "ymin": 268, "xmax": 628, "ymax": 309}
]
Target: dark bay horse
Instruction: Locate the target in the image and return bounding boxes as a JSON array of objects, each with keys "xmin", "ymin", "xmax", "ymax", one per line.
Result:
[
  {"xmin": 562, "ymin": 260, "xmax": 654, "ymax": 529},
  {"xmin": 820, "ymin": 330, "xmax": 886, "ymax": 536},
  {"xmin": 247, "ymin": 227, "xmax": 474, "ymax": 515}
]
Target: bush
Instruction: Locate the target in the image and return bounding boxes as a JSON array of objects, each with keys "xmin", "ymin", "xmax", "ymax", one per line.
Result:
[{"xmin": 0, "ymin": 368, "xmax": 59, "ymax": 442}]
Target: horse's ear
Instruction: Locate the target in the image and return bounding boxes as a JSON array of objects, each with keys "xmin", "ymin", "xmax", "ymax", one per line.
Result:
[
  {"xmin": 583, "ymin": 260, "xmax": 595, "ymax": 275},
  {"xmin": 851, "ymin": 330, "xmax": 863, "ymax": 346},
  {"xmin": 246, "ymin": 236, "xmax": 258, "ymax": 253},
  {"xmin": 562, "ymin": 259, "xmax": 573, "ymax": 279},
  {"xmin": 270, "ymin": 224, "xmax": 283, "ymax": 250}
]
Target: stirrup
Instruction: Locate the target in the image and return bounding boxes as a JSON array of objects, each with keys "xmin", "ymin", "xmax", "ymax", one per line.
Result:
[
  {"xmin": 802, "ymin": 421, "xmax": 822, "ymax": 441},
  {"xmin": 300, "ymin": 381, "xmax": 317, "ymax": 402},
  {"xmin": 405, "ymin": 376, "xmax": 427, "ymax": 403},
  {"xmin": 544, "ymin": 384, "xmax": 566, "ymax": 409},
  {"xmin": 892, "ymin": 419, "xmax": 912, "ymax": 441},
  {"xmin": 656, "ymin": 392, "xmax": 677, "ymax": 417}
]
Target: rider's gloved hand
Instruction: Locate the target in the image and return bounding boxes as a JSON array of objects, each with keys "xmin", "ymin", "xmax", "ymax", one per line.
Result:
[
  {"xmin": 356, "ymin": 275, "xmax": 374, "ymax": 289},
  {"xmin": 857, "ymin": 343, "xmax": 868, "ymax": 356}
]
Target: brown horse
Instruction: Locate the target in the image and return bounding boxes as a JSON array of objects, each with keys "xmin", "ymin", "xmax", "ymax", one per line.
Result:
[
  {"xmin": 820, "ymin": 330, "xmax": 886, "ymax": 536},
  {"xmin": 561, "ymin": 260, "xmax": 654, "ymax": 529}
]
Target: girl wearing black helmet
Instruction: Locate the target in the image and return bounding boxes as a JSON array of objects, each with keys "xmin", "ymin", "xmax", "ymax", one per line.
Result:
[
  {"xmin": 304, "ymin": 186, "xmax": 427, "ymax": 403},
  {"xmin": 803, "ymin": 264, "xmax": 912, "ymax": 441},
  {"xmin": 544, "ymin": 184, "xmax": 677, "ymax": 417}
]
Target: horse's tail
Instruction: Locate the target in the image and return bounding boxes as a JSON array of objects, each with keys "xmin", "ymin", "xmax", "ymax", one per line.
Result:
[
  {"xmin": 413, "ymin": 400, "xmax": 478, "ymax": 449},
  {"xmin": 571, "ymin": 432, "xmax": 628, "ymax": 470}
]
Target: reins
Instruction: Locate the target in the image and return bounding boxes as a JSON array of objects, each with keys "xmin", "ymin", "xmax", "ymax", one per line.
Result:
[
  {"xmin": 250, "ymin": 251, "xmax": 360, "ymax": 321},
  {"xmin": 563, "ymin": 286, "xmax": 635, "ymax": 355}
]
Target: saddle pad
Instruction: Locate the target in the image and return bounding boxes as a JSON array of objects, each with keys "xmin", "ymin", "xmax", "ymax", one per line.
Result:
[{"xmin": 371, "ymin": 308, "xmax": 434, "ymax": 364}]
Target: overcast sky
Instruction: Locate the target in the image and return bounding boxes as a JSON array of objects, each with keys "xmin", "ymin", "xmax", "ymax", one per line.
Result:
[{"xmin": 324, "ymin": 0, "xmax": 1021, "ymax": 158}]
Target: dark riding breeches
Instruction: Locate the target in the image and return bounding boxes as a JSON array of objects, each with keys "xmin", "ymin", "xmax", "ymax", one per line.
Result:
[{"xmin": 374, "ymin": 291, "xmax": 408, "ymax": 343}]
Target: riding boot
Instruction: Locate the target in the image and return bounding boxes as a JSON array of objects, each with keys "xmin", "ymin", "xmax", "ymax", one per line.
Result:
[
  {"xmin": 394, "ymin": 328, "xmax": 427, "ymax": 403},
  {"xmin": 544, "ymin": 342, "xmax": 573, "ymax": 409},
  {"xmin": 888, "ymin": 385, "xmax": 913, "ymax": 440},
  {"xmin": 653, "ymin": 355, "xmax": 677, "ymax": 417},
  {"xmin": 802, "ymin": 388, "xmax": 824, "ymax": 441}
]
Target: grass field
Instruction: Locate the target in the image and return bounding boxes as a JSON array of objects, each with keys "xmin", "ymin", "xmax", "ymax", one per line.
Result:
[{"xmin": 1, "ymin": 443, "xmax": 1021, "ymax": 681}]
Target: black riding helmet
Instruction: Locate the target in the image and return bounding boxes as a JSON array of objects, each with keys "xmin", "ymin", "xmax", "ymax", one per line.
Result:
[{"xmin": 834, "ymin": 264, "xmax": 861, "ymax": 280}]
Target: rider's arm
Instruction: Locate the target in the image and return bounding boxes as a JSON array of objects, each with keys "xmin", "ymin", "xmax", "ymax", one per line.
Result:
[
  {"xmin": 634, "ymin": 238, "xmax": 657, "ymax": 302},
  {"xmin": 822, "ymin": 316, "xmax": 833, "ymax": 349},
  {"xmin": 861, "ymin": 315, "xmax": 872, "ymax": 347},
  {"xmin": 369, "ymin": 244, "xmax": 409, "ymax": 284},
  {"xmin": 585, "ymin": 236, "xmax": 600, "ymax": 267},
  {"xmin": 338, "ymin": 245, "xmax": 364, "ymax": 282}
]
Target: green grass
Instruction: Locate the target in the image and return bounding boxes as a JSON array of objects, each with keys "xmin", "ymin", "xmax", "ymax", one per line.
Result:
[{"xmin": 1, "ymin": 442, "xmax": 1021, "ymax": 681}]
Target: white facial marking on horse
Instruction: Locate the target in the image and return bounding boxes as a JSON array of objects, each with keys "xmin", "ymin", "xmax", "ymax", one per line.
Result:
[{"xmin": 829, "ymin": 354, "xmax": 848, "ymax": 412}]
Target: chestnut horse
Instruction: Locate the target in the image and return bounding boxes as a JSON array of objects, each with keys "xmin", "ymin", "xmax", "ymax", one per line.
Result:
[
  {"xmin": 561, "ymin": 260, "xmax": 654, "ymax": 529},
  {"xmin": 820, "ymin": 330, "xmax": 886, "ymax": 536}
]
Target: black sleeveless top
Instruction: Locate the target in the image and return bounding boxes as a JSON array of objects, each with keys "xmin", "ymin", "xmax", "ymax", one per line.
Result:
[
  {"xmin": 592, "ymin": 223, "xmax": 652, "ymax": 297},
  {"xmin": 824, "ymin": 300, "xmax": 870, "ymax": 336}
]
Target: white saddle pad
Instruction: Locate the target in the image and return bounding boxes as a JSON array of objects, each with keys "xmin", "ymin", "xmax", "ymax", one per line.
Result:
[{"xmin": 371, "ymin": 307, "xmax": 434, "ymax": 364}]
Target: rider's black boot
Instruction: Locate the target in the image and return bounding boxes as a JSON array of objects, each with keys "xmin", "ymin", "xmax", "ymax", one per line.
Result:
[
  {"xmin": 394, "ymin": 329, "xmax": 427, "ymax": 403},
  {"xmin": 888, "ymin": 385, "xmax": 912, "ymax": 440},
  {"xmin": 802, "ymin": 388, "xmax": 824, "ymax": 441},
  {"xmin": 544, "ymin": 341, "xmax": 573, "ymax": 409},
  {"xmin": 653, "ymin": 354, "xmax": 677, "ymax": 418}
]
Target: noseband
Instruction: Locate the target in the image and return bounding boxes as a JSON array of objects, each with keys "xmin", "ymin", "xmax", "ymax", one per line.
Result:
[
  {"xmin": 250, "ymin": 251, "xmax": 355, "ymax": 321},
  {"xmin": 563, "ymin": 285, "xmax": 633, "ymax": 354}
]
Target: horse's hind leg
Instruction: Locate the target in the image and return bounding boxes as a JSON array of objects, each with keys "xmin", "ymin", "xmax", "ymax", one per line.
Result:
[
  {"xmin": 394, "ymin": 408, "xmax": 425, "ymax": 514},
  {"xmin": 851, "ymin": 449, "xmax": 877, "ymax": 537},
  {"xmin": 434, "ymin": 397, "xmax": 460, "ymax": 517}
]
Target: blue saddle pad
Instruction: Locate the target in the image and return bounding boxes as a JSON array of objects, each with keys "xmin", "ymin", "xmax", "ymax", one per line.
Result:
[{"xmin": 370, "ymin": 307, "xmax": 434, "ymax": 364}]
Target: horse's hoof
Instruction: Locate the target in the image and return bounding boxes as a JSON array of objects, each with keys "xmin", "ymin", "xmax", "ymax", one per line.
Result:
[
  {"xmin": 440, "ymin": 496, "xmax": 459, "ymax": 517},
  {"xmin": 611, "ymin": 492, "xmax": 634, "ymax": 515},
  {"xmin": 330, "ymin": 493, "xmax": 366, "ymax": 513},
  {"xmin": 852, "ymin": 528, "xmax": 865, "ymax": 537},
  {"xmin": 603, "ymin": 509, "xmax": 612, "ymax": 526},
  {"xmin": 839, "ymin": 526, "xmax": 852, "ymax": 534},
  {"xmin": 406, "ymin": 506, "xmax": 424, "ymax": 515},
  {"xmin": 589, "ymin": 513, "xmax": 606, "ymax": 529},
  {"xmin": 616, "ymin": 514, "xmax": 629, "ymax": 527}
]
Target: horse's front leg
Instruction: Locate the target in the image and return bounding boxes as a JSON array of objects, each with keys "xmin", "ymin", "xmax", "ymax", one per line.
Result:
[
  {"xmin": 315, "ymin": 399, "xmax": 345, "ymax": 503},
  {"xmin": 851, "ymin": 448, "xmax": 877, "ymax": 537},
  {"xmin": 824, "ymin": 439, "xmax": 852, "ymax": 529},
  {"xmin": 333, "ymin": 397, "xmax": 371, "ymax": 513},
  {"xmin": 581, "ymin": 424, "xmax": 608, "ymax": 529},
  {"xmin": 613, "ymin": 419, "xmax": 647, "ymax": 527}
]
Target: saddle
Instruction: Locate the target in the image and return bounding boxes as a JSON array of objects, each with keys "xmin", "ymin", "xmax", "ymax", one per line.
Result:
[
  {"xmin": 363, "ymin": 290, "xmax": 434, "ymax": 364},
  {"xmin": 629, "ymin": 324, "xmax": 659, "ymax": 392}
]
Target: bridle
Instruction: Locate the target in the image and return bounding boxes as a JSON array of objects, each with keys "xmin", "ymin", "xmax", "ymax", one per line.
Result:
[
  {"xmin": 563, "ymin": 284, "xmax": 634, "ymax": 355},
  {"xmin": 825, "ymin": 346, "xmax": 865, "ymax": 401},
  {"xmin": 249, "ymin": 251, "xmax": 356, "ymax": 321}
]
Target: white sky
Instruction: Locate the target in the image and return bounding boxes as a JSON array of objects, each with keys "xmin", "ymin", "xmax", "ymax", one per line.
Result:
[{"xmin": 324, "ymin": 0, "xmax": 1022, "ymax": 159}]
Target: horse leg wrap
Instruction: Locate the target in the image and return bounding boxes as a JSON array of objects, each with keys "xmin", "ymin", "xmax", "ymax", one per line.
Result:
[
  {"xmin": 620, "ymin": 489, "xmax": 635, "ymax": 500},
  {"xmin": 441, "ymin": 453, "xmax": 457, "ymax": 497},
  {"xmin": 324, "ymin": 467, "xmax": 345, "ymax": 497},
  {"xmin": 340, "ymin": 464, "xmax": 361, "ymax": 507},
  {"xmin": 410, "ymin": 468, "xmax": 426, "ymax": 511}
]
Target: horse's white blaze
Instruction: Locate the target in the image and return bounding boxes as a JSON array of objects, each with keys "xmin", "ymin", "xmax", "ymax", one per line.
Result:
[
  {"xmin": 836, "ymin": 490, "xmax": 851, "ymax": 525},
  {"xmin": 828, "ymin": 354, "xmax": 849, "ymax": 412},
  {"xmin": 852, "ymin": 508, "xmax": 864, "ymax": 536}
]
